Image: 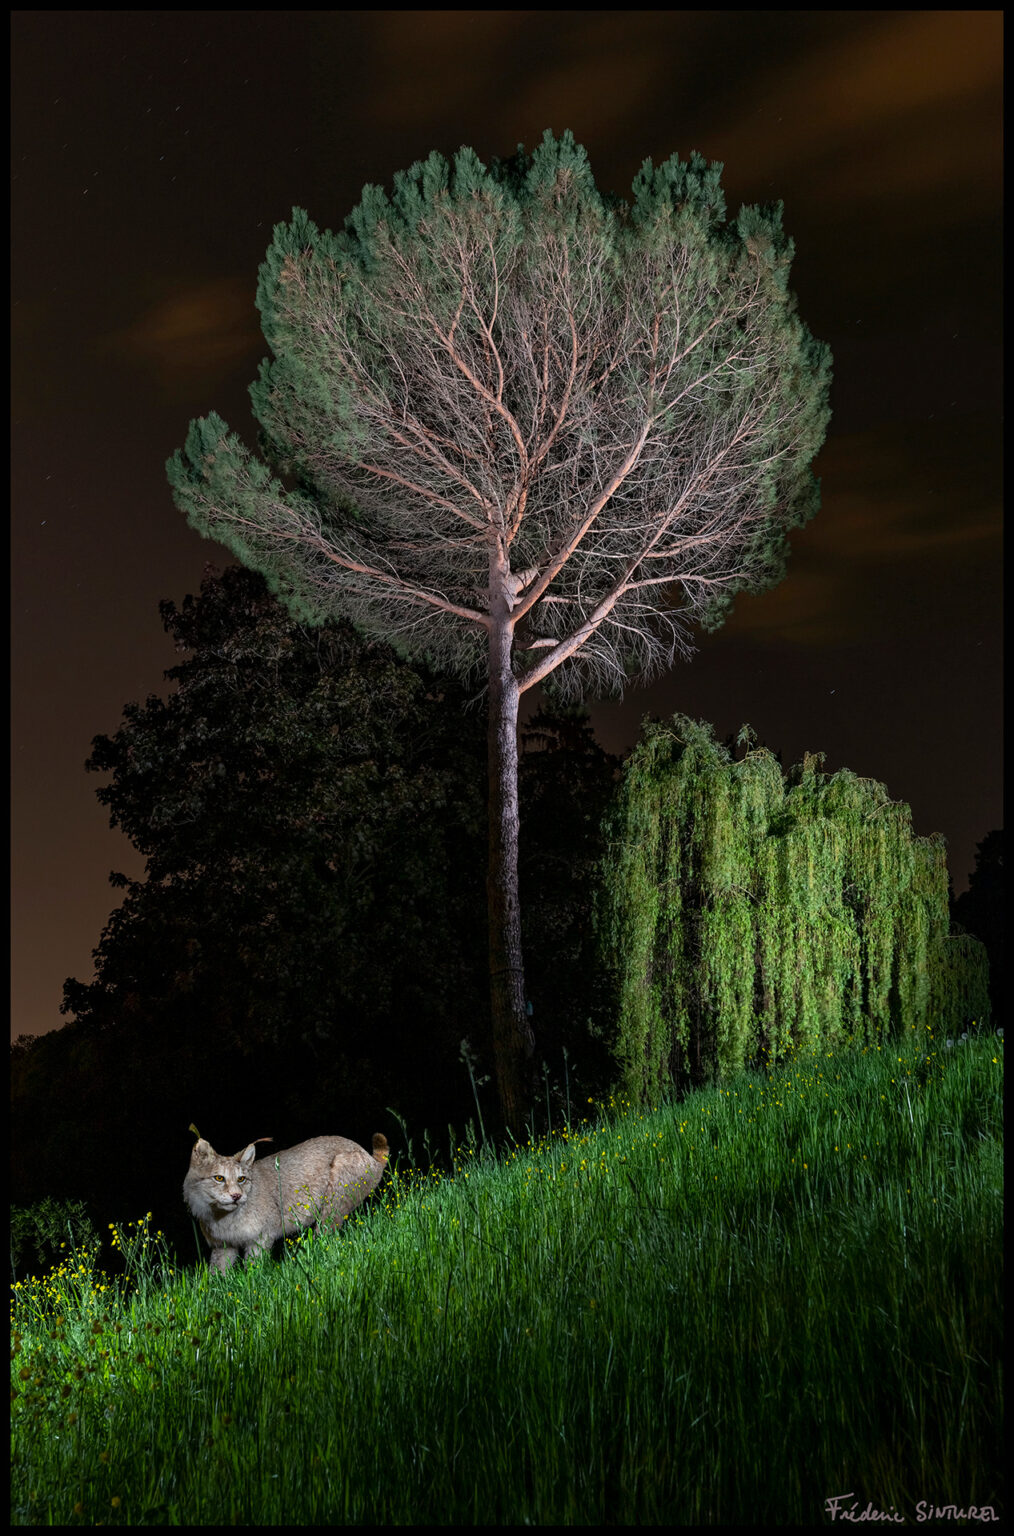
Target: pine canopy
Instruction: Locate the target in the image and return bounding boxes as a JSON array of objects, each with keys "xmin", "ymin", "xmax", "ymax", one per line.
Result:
[{"xmin": 167, "ymin": 130, "xmax": 831, "ymax": 699}]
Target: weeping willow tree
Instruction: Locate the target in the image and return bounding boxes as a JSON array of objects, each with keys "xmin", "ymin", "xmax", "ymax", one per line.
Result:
[{"xmin": 599, "ymin": 716, "xmax": 991, "ymax": 1102}]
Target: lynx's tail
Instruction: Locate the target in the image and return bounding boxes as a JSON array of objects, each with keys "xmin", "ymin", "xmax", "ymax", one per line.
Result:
[{"xmin": 372, "ymin": 1133, "xmax": 389, "ymax": 1166}]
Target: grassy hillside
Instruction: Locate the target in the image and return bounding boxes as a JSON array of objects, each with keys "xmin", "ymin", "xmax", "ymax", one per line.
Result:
[{"xmin": 11, "ymin": 1023, "xmax": 1003, "ymax": 1525}]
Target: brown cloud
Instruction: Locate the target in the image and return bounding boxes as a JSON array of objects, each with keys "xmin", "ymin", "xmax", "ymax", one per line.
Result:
[
  {"xmin": 102, "ymin": 276, "xmax": 262, "ymax": 393},
  {"xmin": 708, "ymin": 11, "xmax": 1001, "ymax": 203},
  {"xmin": 798, "ymin": 428, "xmax": 997, "ymax": 575},
  {"xmin": 787, "ymin": 10, "xmax": 998, "ymax": 130},
  {"xmin": 717, "ymin": 418, "xmax": 1000, "ymax": 648},
  {"xmin": 365, "ymin": 10, "xmax": 531, "ymax": 131},
  {"xmin": 361, "ymin": 12, "xmax": 1000, "ymax": 200},
  {"xmin": 490, "ymin": 12, "xmax": 680, "ymax": 148},
  {"xmin": 362, "ymin": 10, "xmax": 680, "ymax": 155}
]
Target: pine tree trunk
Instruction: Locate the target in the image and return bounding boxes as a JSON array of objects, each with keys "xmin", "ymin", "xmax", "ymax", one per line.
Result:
[{"xmin": 487, "ymin": 614, "xmax": 534, "ymax": 1137}]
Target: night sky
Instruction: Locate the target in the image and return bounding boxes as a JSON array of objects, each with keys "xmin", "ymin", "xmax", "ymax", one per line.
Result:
[{"xmin": 11, "ymin": 10, "xmax": 1002, "ymax": 1042}]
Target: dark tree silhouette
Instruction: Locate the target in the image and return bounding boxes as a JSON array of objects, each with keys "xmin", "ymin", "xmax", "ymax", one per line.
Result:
[
  {"xmin": 952, "ymin": 830, "xmax": 1004, "ymax": 1022},
  {"xmin": 20, "ymin": 567, "xmax": 620, "ymax": 1246},
  {"xmin": 60, "ymin": 565, "xmax": 490, "ymax": 1145}
]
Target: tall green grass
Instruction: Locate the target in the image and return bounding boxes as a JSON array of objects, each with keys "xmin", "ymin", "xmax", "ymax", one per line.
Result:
[{"xmin": 11, "ymin": 1025, "xmax": 1003, "ymax": 1525}]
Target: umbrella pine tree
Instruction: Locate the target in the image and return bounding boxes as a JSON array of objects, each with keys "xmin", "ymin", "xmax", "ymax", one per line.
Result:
[{"xmin": 168, "ymin": 132, "xmax": 831, "ymax": 1133}]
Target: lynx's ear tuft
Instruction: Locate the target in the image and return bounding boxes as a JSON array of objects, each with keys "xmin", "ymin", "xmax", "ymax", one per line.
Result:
[
  {"xmin": 189, "ymin": 1123, "xmax": 201, "ymax": 1140},
  {"xmin": 372, "ymin": 1133, "xmax": 389, "ymax": 1165}
]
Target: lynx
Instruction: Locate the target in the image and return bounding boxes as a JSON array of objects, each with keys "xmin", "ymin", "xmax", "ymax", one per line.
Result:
[{"xmin": 183, "ymin": 1129, "xmax": 389, "ymax": 1271}]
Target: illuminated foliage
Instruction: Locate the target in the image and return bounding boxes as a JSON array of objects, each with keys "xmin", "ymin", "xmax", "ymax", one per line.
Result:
[{"xmin": 599, "ymin": 716, "xmax": 991, "ymax": 1100}]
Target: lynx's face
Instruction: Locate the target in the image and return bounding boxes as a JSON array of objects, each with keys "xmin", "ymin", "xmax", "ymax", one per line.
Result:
[
  {"xmin": 201, "ymin": 1164, "xmax": 251, "ymax": 1212},
  {"xmin": 184, "ymin": 1139, "xmax": 259, "ymax": 1220}
]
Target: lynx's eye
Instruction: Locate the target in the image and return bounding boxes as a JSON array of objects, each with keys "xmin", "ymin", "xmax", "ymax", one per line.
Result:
[
  {"xmin": 238, "ymin": 1175, "xmax": 248, "ymax": 1184},
  {"xmin": 213, "ymin": 1175, "xmax": 225, "ymax": 1183}
]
